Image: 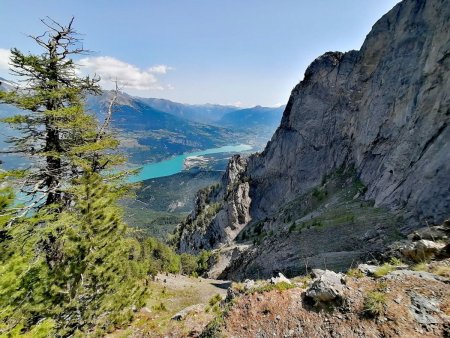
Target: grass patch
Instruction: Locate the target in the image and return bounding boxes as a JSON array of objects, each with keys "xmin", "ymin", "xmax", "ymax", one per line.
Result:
[
  {"xmin": 208, "ymin": 294, "xmax": 222, "ymax": 307},
  {"xmin": 291, "ymin": 275, "xmax": 313, "ymax": 288},
  {"xmin": 389, "ymin": 257, "xmax": 403, "ymax": 266},
  {"xmin": 201, "ymin": 300, "xmax": 235, "ymax": 338},
  {"xmin": 363, "ymin": 291, "xmax": 386, "ymax": 317},
  {"xmin": 346, "ymin": 268, "xmax": 365, "ymax": 278},
  {"xmin": 248, "ymin": 281, "xmax": 295, "ymax": 294},
  {"xmin": 431, "ymin": 265, "xmax": 450, "ymax": 277},
  {"xmin": 373, "ymin": 263, "xmax": 394, "ymax": 278},
  {"xmin": 412, "ymin": 262, "xmax": 428, "ymax": 272},
  {"xmin": 152, "ymin": 302, "xmax": 167, "ymax": 311}
]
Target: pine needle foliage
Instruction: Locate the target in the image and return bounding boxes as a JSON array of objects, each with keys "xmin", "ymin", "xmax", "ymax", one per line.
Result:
[{"xmin": 0, "ymin": 18, "xmax": 157, "ymax": 337}]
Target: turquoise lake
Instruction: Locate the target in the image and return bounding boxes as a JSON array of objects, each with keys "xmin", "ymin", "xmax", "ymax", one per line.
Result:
[{"xmin": 128, "ymin": 144, "xmax": 252, "ymax": 183}]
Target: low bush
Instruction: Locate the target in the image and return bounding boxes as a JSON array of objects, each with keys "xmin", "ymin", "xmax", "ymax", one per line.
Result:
[
  {"xmin": 373, "ymin": 263, "xmax": 394, "ymax": 278},
  {"xmin": 363, "ymin": 291, "xmax": 386, "ymax": 317},
  {"xmin": 209, "ymin": 294, "xmax": 223, "ymax": 306}
]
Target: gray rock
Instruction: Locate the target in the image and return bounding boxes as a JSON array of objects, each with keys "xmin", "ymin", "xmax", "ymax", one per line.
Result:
[
  {"xmin": 171, "ymin": 304, "xmax": 205, "ymax": 321},
  {"xmin": 305, "ymin": 270, "xmax": 345, "ymax": 304},
  {"xmin": 409, "ymin": 292, "xmax": 441, "ymax": 326},
  {"xmin": 270, "ymin": 272, "xmax": 291, "ymax": 285},
  {"xmin": 357, "ymin": 264, "xmax": 378, "ymax": 276},
  {"xmin": 385, "ymin": 270, "xmax": 448, "ymax": 283},
  {"xmin": 226, "ymin": 287, "xmax": 237, "ymax": 302},
  {"xmin": 399, "ymin": 240, "xmax": 447, "ymax": 262},
  {"xmin": 311, "ymin": 269, "xmax": 326, "ymax": 278},
  {"xmin": 178, "ymin": 155, "xmax": 251, "ymax": 254},
  {"xmin": 243, "ymin": 279, "xmax": 256, "ymax": 290},
  {"xmin": 408, "ymin": 224, "xmax": 449, "ymax": 241}
]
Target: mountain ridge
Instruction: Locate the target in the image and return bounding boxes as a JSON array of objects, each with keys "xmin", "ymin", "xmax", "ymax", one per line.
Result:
[{"xmin": 175, "ymin": 0, "xmax": 450, "ymax": 279}]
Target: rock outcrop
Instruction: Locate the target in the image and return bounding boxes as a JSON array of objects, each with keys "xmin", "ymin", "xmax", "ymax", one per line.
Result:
[
  {"xmin": 248, "ymin": 0, "xmax": 450, "ymax": 226},
  {"xmin": 386, "ymin": 220, "xmax": 450, "ymax": 262},
  {"xmin": 305, "ymin": 270, "xmax": 346, "ymax": 306},
  {"xmin": 177, "ymin": 0, "xmax": 450, "ymax": 279},
  {"xmin": 177, "ymin": 155, "xmax": 251, "ymax": 253}
]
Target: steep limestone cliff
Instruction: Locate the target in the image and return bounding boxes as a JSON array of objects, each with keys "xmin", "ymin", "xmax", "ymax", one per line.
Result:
[
  {"xmin": 177, "ymin": 0, "xmax": 450, "ymax": 279},
  {"xmin": 176, "ymin": 155, "xmax": 251, "ymax": 254}
]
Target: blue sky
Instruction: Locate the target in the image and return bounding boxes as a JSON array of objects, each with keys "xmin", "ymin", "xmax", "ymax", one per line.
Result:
[{"xmin": 0, "ymin": 1, "xmax": 399, "ymax": 107}]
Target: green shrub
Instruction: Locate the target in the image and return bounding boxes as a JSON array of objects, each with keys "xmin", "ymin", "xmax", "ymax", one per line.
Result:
[
  {"xmin": 363, "ymin": 291, "xmax": 386, "ymax": 317},
  {"xmin": 288, "ymin": 222, "xmax": 296, "ymax": 233},
  {"xmin": 144, "ymin": 237, "xmax": 181, "ymax": 274},
  {"xmin": 373, "ymin": 263, "xmax": 394, "ymax": 278},
  {"xmin": 209, "ymin": 294, "xmax": 222, "ymax": 307},
  {"xmin": 180, "ymin": 253, "xmax": 198, "ymax": 275},
  {"xmin": 312, "ymin": 187, "xmax": 327, "ymax": 202},
  {"xmin": 179, "ymin": 250, "xmax": 215, "ymax": 277},
  {"xmin": 153, "ymin": 302, "xmax": 167, "ymax": 311},
  {"xmin": 197, "ymin": 250, "xmax": 213, "ymax": 275},
  {"xmin": 389, "ymin": 257, "xmax": 403, "ymax": 266}
]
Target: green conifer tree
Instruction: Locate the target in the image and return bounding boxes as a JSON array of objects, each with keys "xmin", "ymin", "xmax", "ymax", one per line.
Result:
[{"xmin": 0, "ymin": 18, "xmax": 149, "ymax": 336}]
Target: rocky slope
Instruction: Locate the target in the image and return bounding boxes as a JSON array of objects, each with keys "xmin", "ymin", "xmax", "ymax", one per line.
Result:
[
  {"xmin": 176, "ymin": 0, "xmax": 450, "ymax": 279},
  {"xmin": 209, "ymin": 223, "xmax": 450, "ymax": 337},
  {"xmin": 217, "ymin": 265, "xmax": 450, "ymax": 338}
]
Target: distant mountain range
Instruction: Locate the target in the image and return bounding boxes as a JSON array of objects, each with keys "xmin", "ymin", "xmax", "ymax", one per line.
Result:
[
  {"xmin": 87, "ymin": 92, "xmax": 284, "ymax": 164},
  {"xmin": 136, "ymin": 97, "xmax": 237, "ymax": 124},
  {"xmin": 86, "ymin": 92, "xmax": 243, "ymax": 164},
  {"xmin": 217, "ymin": 105, "xmax": 284, "ymax": 131},
  {"xmin": 1, "ymin": 79, "xmax": 285, "ymax": 166}
]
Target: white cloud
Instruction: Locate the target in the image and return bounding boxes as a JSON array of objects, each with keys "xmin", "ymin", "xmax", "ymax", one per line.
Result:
[
  {"xmin": 0, "ymin": 48, "xmax": 11, "ymax": 71},
  {"xmin": 147, "ymin": 65, "xmax": 173, "ymax": 74},
  {"xmin": 78, "ymin": 56, "xmax": 172, "ymax": 91}
]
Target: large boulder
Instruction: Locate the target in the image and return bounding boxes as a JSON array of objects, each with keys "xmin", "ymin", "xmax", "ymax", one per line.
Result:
[
  {"xmin": 399, "ymin": 239, "xmax": 447, "ymax": 262},
  {"xmin": 408, "ymin": 222, "xmax": 449, "ymax": 242},
  {"xmin": 305, "ymin": 270, "xmax": 346, "ymax": 305}
]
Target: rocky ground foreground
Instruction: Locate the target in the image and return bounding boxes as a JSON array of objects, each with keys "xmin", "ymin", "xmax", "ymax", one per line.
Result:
[{"xmin": 111, "ymin": 222, "xmax": 449, "ymax": 338}]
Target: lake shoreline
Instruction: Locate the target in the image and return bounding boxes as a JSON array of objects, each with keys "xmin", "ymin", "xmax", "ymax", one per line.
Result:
[{"xmin": 128, "ymin": 144, "xmax": 252, "ymax": 183}]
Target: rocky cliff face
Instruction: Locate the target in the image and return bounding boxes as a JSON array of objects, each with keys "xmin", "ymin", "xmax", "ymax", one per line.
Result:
[
  {"xmin": 177, "ymin": 155, "xmax": 251, "ymax": 254},
  {"xmin": 249, "ymin": 0, "xmax": 449, "ymax": 226},
  {"xmin": 177, "ymin": 0, "xmax": 450, "ymax": 279}
]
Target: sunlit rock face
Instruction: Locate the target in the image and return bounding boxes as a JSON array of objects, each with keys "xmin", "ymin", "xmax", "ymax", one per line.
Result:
[{"xmin": 178, "ymin": 0, "xmax": 450, "ymax": 278}]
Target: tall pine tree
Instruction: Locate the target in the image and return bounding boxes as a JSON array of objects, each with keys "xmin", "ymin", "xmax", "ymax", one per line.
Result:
[{"xmin": 0, "ymin": 18, "xmax": 149, "ymax": 336}]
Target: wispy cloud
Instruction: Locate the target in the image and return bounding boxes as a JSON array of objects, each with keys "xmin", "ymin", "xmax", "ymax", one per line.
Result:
[
  {"xmin": 147, "ymin": 64, "xmax": 173, "ymax": 74},
  {"xmin": 78, "ymin": 56, "xmax": 173, "ymax": 91},
  {"xmin": 0, "ymin": 51, "xmax": 173, "ymax": 92}
]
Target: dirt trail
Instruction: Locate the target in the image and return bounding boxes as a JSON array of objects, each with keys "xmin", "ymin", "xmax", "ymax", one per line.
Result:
[{"xmin": 108, "ymin": 274, "xmax": 230, "ymax": 337}]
